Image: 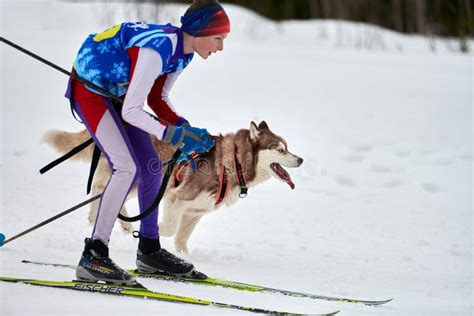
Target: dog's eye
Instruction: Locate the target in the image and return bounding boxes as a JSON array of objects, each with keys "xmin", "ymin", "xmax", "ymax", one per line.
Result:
[{"xmin": 277, "ymin": 148, "xmax": 285, "ymax": 153}]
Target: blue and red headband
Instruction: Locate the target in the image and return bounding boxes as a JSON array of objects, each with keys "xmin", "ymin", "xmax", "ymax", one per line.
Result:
[{"xmin": 181, "ymin": 3, "xmax": 230, "ymax": 37}]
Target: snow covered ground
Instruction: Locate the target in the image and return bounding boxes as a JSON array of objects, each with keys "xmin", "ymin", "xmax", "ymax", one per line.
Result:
[{"xmin": 1, "ymin": 1, "xmax": 472, "ymax": 315}]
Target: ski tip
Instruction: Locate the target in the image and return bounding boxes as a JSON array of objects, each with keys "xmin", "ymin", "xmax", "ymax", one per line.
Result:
[
  {"xmin": 366, "ymin": 298, "xmax": 394, "ymax": 306},
  {"xmin": 0, "ymin": 233, "xmax": 5, "ymax": 247},
  {"xmin": 316, "ymin": 310, "xmax": 340, "ymax": 316},
  {"xmin": 381, "ymin": 298, "xmax": 394, "ymax": 304}
]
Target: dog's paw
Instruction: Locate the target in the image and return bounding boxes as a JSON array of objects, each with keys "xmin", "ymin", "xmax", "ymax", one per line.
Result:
[
  {"xmin": 175, "ymin": 242, "xmax": 189, "ymax": 255},
  {"xmin": 120, "ymin": 221, "xmax": 134, "ymax": 234},
  {"xmin": 158, "ymin": 222, "xmax": 175, "ymax": 237},
  {"xmin": 87, "ymin": 213, "xmax": 96, "ymax": 226}
]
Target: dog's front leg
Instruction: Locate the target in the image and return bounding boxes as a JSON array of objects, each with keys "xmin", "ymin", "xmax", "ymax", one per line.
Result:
[
  {"xmin": 159, "ymin": 200, "xmax": 187, "ymax": 237},
  {"xmin": 174, "ymin": 211, "xmax": 204, "ymax": 254}
]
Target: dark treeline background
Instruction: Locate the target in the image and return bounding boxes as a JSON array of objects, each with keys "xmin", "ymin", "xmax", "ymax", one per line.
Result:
[{"xmin": 170, "ymin": 0, "xmax": 473, "ymax": 40}]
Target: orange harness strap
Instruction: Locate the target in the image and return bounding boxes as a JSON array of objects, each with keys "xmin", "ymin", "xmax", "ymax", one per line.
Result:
[
  {"xmin": 215, "ymin": 164, "xmax": 229, "ymax": 205},
  {"xmin": 174, "ymin": 153, "xmax": 201, "ymax": 185},
  {"xmin": 174, "ymin": 146, "xmax": 248, "ymax": 206}
]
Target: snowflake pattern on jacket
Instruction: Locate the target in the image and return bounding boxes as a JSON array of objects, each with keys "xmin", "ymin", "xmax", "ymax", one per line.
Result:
[{"xmin": 73, "ymin": 22, "xmax": 194, "ymax": 97}]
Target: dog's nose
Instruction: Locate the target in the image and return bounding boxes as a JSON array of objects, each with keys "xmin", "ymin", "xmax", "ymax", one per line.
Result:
[{"xmin": 297, "ymin": 157, "xmax": 304, "ymax": 165}]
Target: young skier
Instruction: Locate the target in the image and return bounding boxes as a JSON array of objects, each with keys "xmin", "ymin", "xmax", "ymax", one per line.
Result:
[{"xmin": 66, "ymin": 0, "xmax": 230, "ymax": 285}]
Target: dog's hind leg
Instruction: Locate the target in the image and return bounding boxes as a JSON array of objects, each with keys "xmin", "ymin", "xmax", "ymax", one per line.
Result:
[
  {"xmin": 118, "ymin": 198, "xmax": 134, "ymax": 233},
  {"xmin": 174, "ymin": 211, "xmax": 204, "ymax": 254},
  {"xmin": 159, "ymin": 200, "xmax": 187, "ymax": 237}
]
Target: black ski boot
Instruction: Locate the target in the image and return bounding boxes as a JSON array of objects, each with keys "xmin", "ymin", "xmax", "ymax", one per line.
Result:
[
  {"xmin": 136, "ymin": 235, "xmax": 204, "ymax": 278},
  {"xmin": 76, "ymin": 238, "xmax": 137, "ymax": 286}
]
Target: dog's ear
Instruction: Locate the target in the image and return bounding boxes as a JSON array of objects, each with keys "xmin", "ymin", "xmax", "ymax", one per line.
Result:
[
  {"xmin": 250, "ymin": 121, "xmax": 260, "ymax": 143},
  {"xmin": 258, "ymin": 121, "xmax": 269, "ymax": 130}
]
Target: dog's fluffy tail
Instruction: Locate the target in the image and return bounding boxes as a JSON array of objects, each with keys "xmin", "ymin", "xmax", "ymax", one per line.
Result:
[{"xmin": 42, "ymin": 129, "xmax": 94, "ymax": 162}]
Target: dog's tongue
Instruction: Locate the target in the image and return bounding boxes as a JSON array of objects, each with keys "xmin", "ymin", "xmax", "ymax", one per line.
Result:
[{"xmin": 271, "ymin": 163, "xmax": 295, "ymax": 190}]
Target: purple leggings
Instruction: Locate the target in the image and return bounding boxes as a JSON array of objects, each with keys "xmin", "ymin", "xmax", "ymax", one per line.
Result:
[{"xmin": 70, "ymin": 81, "xmax": 162, "ymax": 245}]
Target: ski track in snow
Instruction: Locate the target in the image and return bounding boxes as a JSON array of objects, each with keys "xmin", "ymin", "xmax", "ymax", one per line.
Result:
[{"xmin": 1, "ymin": 1, "xmax": 472, "ymax": 315}]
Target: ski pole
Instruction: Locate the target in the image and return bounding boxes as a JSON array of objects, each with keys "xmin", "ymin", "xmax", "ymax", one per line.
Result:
[
  {"xmin": 0, "ymin": 37, "xmax": 108, "ymax": 247},
  {"xmin": 0, "ymin": 36, "xmax": 123, "ymax": 103},
  {"xmin": 0, "ymin": 36, "xmax": 182, "ymax": 225},
  {"xmin": 0, "ymin": 194, "xmax": 102, "ymax": 248},
  {"xmin": 0, "ymin": 148, "xmax": 183, "ymax": 247}
]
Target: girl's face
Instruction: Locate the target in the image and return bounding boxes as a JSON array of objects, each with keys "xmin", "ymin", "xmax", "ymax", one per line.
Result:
[{"xmin": 193, "ymin": 33, "xmax": 228, "ymax": 59}]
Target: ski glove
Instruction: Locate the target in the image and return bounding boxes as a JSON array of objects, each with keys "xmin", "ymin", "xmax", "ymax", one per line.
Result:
[{"xmin": 162, "ymin": 125, "xmax": 215, "ymax": 157}]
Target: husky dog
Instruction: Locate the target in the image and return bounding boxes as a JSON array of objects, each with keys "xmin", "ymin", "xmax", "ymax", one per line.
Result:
[{"xmin": 43, "ymin": 121, "xmax": 303, "ymax": 253}]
